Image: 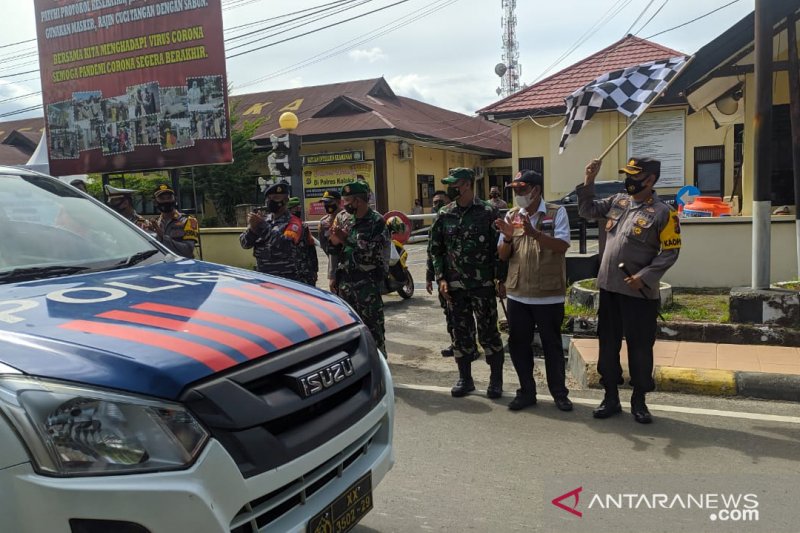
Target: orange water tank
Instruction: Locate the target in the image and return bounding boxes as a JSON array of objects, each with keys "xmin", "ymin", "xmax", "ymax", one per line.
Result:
[{"xmin": 683, "ymin": 196, "xmax": 732, "ymax": 217}]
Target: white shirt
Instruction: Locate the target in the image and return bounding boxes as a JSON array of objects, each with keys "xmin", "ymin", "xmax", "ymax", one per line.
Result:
[{"xmin": 498, "ymin": 200, "xmax": 571, "ymax": 305}]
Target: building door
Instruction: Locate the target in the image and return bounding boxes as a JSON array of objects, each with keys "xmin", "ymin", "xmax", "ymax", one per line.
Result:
[
  {"xmin": 417, "ymin": 174, "xmax": 435, "ymax": 208},
  {"xmin": 694, "ymin": 146, "xmax": 724, "ymax": 196}
]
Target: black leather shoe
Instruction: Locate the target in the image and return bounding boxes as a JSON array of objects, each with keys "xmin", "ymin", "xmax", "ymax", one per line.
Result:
[
  {"xmin": 508, "ymin": 394, "xmax": 537, "ymax": 410},
  {"xmin": 631, "ymin": 395, "xmax": 653, "ymax": 424},
  {"xmin": 441, "ymin": 345, "xmax": 454, "ymax": 357},
  {"xmin": 451, "ymin": 378, "xmax": 475, "ymax": 397},
  {"xmin": 554, "ymin": 397, "xmax": 573, "ymax": 412},
  {"xmin": 486, "ymin": 382, "xmax": 503, "ymax": 399},
  {"xmin": 592, "ymin": 398, "xmax": 622, "ymax": 419}
]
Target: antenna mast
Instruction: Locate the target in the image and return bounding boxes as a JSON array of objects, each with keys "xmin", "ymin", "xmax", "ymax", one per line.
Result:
[{"xmin": 496, "ymin": 0, "xmax": 521, "ymax": 97}]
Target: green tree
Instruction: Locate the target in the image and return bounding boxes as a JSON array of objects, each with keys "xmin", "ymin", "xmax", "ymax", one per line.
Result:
[{"xmin": 192, "ymin": 105, "xmax": 264, "ymax": 226}]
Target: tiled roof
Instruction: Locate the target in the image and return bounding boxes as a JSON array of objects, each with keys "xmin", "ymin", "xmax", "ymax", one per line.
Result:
[
  {"xmin": 0, "ymin": 144, "xmax": 34, "ymax": 165},
  {"xmin": 479, "ymin": 35, "xmax": 685, "ymax": 117},
  {"xmin": 0, "ymin": 78, "xmax": 511, "ymax": 168},
  {"xmin": 0, "ymin": 118, "xmax": 45, "ymax": 143},
  {"xmin": 236, "ymin": 78, "xmax": 510, "ymax": 156}
]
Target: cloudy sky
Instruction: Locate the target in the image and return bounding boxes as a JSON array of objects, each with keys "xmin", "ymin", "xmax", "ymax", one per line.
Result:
[{"xmin": 0, "ymin": 0, "xmax": 755, "ymax": 121}]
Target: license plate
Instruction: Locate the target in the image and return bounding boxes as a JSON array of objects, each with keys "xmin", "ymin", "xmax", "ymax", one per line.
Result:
[{"xmin": 307, "ymin": 472, "xmax": 373, "ymax": 533}]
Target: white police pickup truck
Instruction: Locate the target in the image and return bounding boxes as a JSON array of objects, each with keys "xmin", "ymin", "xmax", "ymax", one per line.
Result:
[{"xmin": 0, "ymin": 167, "xmax": 394, "ymax": 533}]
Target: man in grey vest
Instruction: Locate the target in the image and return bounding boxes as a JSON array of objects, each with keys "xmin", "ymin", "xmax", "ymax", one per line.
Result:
[{"xmin": 495, "ymin": 170, "xmax": 572, "ymax": 411}]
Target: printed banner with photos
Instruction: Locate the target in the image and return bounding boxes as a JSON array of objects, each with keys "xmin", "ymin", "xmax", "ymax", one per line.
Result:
[{"xmin": 34, "ymin": 0, "xmax": 232, "ymax": 176}]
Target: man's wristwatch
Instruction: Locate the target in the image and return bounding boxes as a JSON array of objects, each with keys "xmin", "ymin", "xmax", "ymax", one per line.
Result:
[{"xmin": 502, "ymin": 235, "xmax": 513, "ymax": 244}]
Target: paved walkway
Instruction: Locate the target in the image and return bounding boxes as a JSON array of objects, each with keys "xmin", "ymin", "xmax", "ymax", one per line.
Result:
[{"xmin": 568, "ymin": 338, "xmax": 800, "ymax": 402}]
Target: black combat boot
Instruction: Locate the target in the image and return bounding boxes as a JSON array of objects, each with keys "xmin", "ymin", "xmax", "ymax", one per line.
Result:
[
  {"xmin": 592, "ymin": 388, "xmax": 622, "ymax": 419},
  {"xmin": 486, "ymin": 352, "xmax": 504, "ymax": 399},
  {"xmin": 451, "ymin": 356, "xmax": 475, "ymax": 397},
  {"xmin": 440, "ymin": 345, "xmax": 454, "ymax": 357},
  {"xmin": 631, "ymin": 390, "xmax": 653, "ymax": 424}
]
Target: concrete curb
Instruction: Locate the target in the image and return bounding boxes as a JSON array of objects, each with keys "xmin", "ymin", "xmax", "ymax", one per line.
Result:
[
  {"xmin": 654, "ymin": 367, "xmax": 737, "ymax": 396},
  {"xmin": 567, "ymin": 340, "xmax": 797, "ymax": 402}
]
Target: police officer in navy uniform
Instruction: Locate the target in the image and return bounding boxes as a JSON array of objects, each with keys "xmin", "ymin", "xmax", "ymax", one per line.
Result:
[
  {"xmin": 240, "ymin": 181, "xmax": 317, "ymax": 285},
  {"xmin": 577, "ymin": 157, "xmax": 681, "ymax": 423},
  {"xmin": 151, "ymin": 184, "xmax": 199, "ymax": 259}
]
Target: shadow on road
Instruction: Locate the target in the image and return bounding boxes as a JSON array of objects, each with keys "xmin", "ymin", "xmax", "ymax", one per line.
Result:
[
  {"xmin": 395, "ymin": 386, "xmax": 800, "ymax": 463},
  {"xmin": 395, "ymin": 386, "xmax": 494, "ymax": 415}
]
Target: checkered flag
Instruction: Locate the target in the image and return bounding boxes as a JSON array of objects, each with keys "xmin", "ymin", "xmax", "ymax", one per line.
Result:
[{"xmin": 558, "ymin": 56, "xmax": 688, "ymax": 153}]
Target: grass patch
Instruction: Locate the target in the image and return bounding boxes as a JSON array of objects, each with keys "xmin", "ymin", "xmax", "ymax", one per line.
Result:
[
  {"xmin": 564, "ymin": 286, "xmax": 730, "ymax": 324},
  {"xmin": 662, "ymin": 290, "xmax": 729, "ymax": 323}
]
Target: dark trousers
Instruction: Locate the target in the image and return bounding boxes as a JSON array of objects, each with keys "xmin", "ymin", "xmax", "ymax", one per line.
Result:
[
  {"xmin": 598, "ymin": 289, "xmax": 658, "ymax": 393},
  {"xmin": 507, "ymin": 298, "xmax": 568, "ymax": 399}
]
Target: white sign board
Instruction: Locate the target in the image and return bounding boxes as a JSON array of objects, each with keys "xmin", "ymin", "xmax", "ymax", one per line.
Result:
[{"xmin": 626, "ymin": 110, "xmax": 685, "ymax": 188}]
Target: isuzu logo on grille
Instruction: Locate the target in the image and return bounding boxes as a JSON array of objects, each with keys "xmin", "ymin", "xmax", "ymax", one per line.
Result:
[{"xmin": 296, "ymin": 356, "xmax": 355, "ymax": 398}]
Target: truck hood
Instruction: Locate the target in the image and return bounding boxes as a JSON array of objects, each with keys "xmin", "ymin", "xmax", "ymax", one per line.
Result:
[{"xmin": 0, "ymin": 261, "xmax": 358, "ymax": 400}]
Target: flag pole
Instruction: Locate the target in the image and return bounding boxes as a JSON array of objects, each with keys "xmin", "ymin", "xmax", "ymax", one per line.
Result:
[{"xmin": 596, "ymin": 55, "xmax": 695, "ymax": 161}]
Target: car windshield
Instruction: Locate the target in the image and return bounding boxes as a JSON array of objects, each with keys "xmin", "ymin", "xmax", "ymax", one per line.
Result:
[{"xmin": 0, "ymin": 172, "xmax": 165, "ymax": 283}]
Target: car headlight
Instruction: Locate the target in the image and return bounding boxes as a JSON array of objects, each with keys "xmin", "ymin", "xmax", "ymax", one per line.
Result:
[{"xmin": 0, "ymin": 376, "xmax": 208, "ymax": 477}]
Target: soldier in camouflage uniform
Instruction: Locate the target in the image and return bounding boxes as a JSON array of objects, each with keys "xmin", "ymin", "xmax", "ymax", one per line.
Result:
[
  {"xmin": 151, "ymin": 184, "xmax": 199, "ymax": 258},
  {"xmin": 430, "ymin": 168, "xmax": 507, "ymax": 398},
  {"xmin": 239, "ymin": 182, "xmax": 317, "ymax": 285},
  {"xmin": 330, "ymin": 180, "xmax": 390, "ymax": 355},
  {"xmin": 288, "ymin": 196, "xmax": 303, "ymax": 217},
  {"xmin": 318, "ymin": 189, "xmax": 346, "ymax": 293},
  {"xmin": 425, "ymin": 189, "xmax": 469, "ymax": 358},
  {"xmin": 288, "ymin": 196, "xmax": 319, "ymax": 284}
]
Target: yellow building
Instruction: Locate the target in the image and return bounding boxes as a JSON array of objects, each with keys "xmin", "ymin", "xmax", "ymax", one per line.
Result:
[
  {"xmin": 478, "ymin": 35, "xmax": 733, "ymax": 206},
  {"xmin": 233, "ymin": 78, "xmax": 512, "ymax": 218},
  {"xmin": 674, "ymin": 6, "xmax": 799, "ymax": 215}
]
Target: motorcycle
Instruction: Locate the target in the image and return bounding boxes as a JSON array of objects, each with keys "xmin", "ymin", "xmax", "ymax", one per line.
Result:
[
  {"xmin": 383, "ymin": 211, "xmax": 414, "ymax": 299},
  {"xmin": 384, "ymin": 238, "xmax": 414, "ymax": 299}
]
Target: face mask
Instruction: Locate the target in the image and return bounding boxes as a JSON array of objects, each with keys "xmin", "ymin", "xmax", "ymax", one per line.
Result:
[
  {"xmin": 156, "ymin": 202, "xmax": 174, "ymax": 213},
  {"xmin": 446, "ymin": 187, "xmax": 460, "ymax": 200},
  {"xmin": 343, "ymin": 203, "xmax": 357, "ymax": 215},
  {"xmin": 432, "ymin": 201, "xmax": 445, "ymax": 213},
  {"xmin": 625, "ymin": 176, "xmax": 649, "ymax": 195},
  {"xmin": 267, "ymin": 200, "xmax": 285, "ymax": 213},
  {"xmin": 514, "ymin": 193, "xmax": 533, "ymax": 209},
  {"xmin": 324, "ymin": 203, "xmax": 337, "ymax": 214}
]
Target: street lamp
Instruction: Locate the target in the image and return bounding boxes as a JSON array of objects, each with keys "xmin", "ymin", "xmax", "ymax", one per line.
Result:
[
  {"xmin": 279, "ymin": 111, "xmax": 299, "ymax": 131},
  {"xmin": 270, "ymin": 111, "xmax": 303, "ymax": 217}
]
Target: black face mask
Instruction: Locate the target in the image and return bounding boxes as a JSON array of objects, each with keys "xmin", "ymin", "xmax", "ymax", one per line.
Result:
[
  {"xmin": 324, "ymin": 203, "xmax": 337, "ymax": 214},
  {"xmin": 624, "ymin": 176, "xmax": 649, "ymax": 195},
  {"xmin": 267, "ymin": 200, "xmax": 285, "ymax": 213},
  {"xmin": 446, "ymin": 187, "xmax": 460, "ymax": 200},
  {"xmin": 157, "ymin": 202, "xmax": 174, "ymax": 213},
  {"xmin": 432, "ymin": 201, "xmax": 446, "ymax": 213}
]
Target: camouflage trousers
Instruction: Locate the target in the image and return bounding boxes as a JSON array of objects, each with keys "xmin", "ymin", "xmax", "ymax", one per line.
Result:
[
  {"xmin": 448, "ymin": 286, "xmax": 503, "ymax": 360},
  {"xmin": 339, "ymin": 279, "xmax": 386, "ymax": 355},
  {"xmin": 438, "ymin": 291, "xmax": 463, "ymax": 345}
]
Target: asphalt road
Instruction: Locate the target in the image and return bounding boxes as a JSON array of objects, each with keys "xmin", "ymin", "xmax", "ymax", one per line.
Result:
[
  {"xmin": 333, "ymin": 243, "xmax": 800, "ymax": 533},
  {"xmin": 354, "ymin": 369, "xmax": 800, "ymax": 533}
]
